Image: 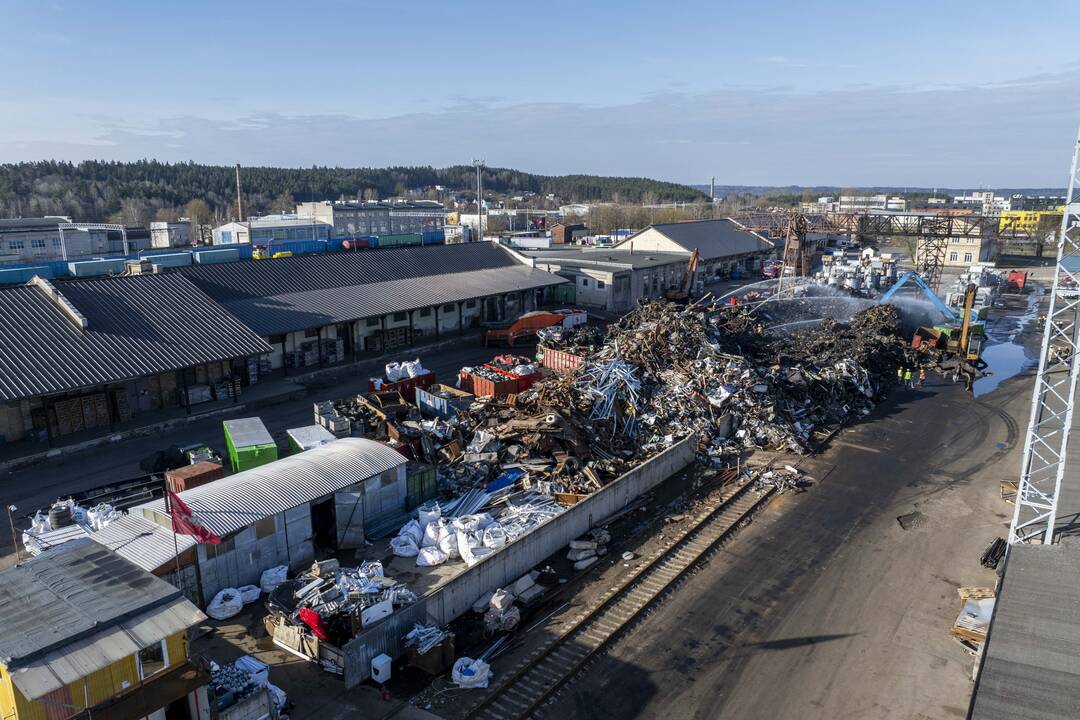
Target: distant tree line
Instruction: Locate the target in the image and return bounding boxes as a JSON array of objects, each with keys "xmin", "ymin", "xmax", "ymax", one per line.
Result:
[{"xmin": 0, "ymin": 160, "xmax": 707, "ymax": 225}]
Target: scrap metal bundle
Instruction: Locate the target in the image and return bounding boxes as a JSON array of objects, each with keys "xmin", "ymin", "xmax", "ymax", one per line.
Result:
[
  {"xmin": 265, "ymin": 560, "xmax": 416, "ymax": 647},
  {"xmin": 537, "ymin": 323, "xmax": 605, "ymax": 352}
]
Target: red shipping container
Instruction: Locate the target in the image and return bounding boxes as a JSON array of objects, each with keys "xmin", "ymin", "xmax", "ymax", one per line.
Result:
[
  {"xmin": 165, "ymin": 461, "xmax": 226, "ymax": 493},
  {"xmin": 367, "ymin": 371, "xmax": 437, "ymax": 403},
  {"xmin": 541, "ymin": 347, "xmax": 584, "ymax": 372}
]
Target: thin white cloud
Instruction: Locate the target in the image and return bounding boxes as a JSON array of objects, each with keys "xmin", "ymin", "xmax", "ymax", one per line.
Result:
[{"xmin": 1, "ymin": 70, "xmax": 1076, "ymax": 187}]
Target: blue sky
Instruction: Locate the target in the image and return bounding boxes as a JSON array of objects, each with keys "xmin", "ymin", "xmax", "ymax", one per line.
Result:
[{"xmin": 1, "ymin": 0, "xmax": 1078, "ymax": 187}]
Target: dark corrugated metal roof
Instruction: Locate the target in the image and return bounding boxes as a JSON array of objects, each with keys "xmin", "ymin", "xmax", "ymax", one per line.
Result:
[
  {"xmin": 970, "ymin": 542, "xmax": 1080, "ymax": 719},
  {"xmin": 619, "ymin": 219, "xmax": 774, "ymax": 260},
  {"xmin": 182, "ymin": 243, "xmax": 567, "ymax": 336},
  {"xmin": 182, "ymin": 242, "xmax": 525, "ymax": 300},
  {"xmin": 0, "ymin": 273, "xmax": 273, "ymax": 402},
  {"xmin": 0, "ymin": 539, "xmax": 180, "ymax": 664}
]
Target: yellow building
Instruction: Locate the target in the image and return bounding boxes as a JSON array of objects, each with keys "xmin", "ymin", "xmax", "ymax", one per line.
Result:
[
  {"xmin": 999, "ymin": 209, "xmax": 1063, "ymax": 235},
  {"xmin": 0, "ymin": 540, "xmax": 209, "ymax": 720}
]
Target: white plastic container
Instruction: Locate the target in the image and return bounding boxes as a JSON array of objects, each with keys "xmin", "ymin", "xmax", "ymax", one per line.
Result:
[{"xmin": 371, "ymin": 653, "xmax": 392, "ymax": 683}]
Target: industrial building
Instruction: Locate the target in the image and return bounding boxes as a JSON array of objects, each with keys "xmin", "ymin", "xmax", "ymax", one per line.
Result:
[
  {"xmin": 149, "ymin": 220, "xmax": 193, "ymax": 248},
  {"xmin": 0, "ymin": 540, "xmax": 209, "ymax": 720},
  {"xmin": 528, "ymin": 248, "xmax": 693, "ymax": 312},
  {"xmin": 212, "ymin": 214, "xmax": 332, "ymax": 246},
  {"xmin": 0, "ymin": 216, "xmax": 124, "ymax": 264},
  {"xmin": 296, "ymin": 200, "xmax": 447, "ymax": 240},
  {"xmin": 134, "ymin": 438, "xmax": 407, "ymax": 603},
  {"xmin": 0, "ymin": 274, "xmax": 272, "ymax": 444},
  {"xmin": 612, "ymin": 218, "xmax": 775, "ymax": 280},
  {"xmin": 178, "ymin": 242, "xmax": 566, "ymax": 372}
]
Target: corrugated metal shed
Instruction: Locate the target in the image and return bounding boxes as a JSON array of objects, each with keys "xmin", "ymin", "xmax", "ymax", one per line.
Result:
[
  {"xmin": 0, "ymin": 273, "xmax": 273, "ymax": 402},
  {"xmin": 181, "ymin": 243, "xmax": 567, "ymax": 336},
  {"xmin": 90, "ymin": 514, "xmax": 197, "ymax": 573},
  {"xmin": 0, "ymin": 539, "xmax": 186, "ymax": 664},
  {"xmin": 135, "ymin": 438, "xmax": 406, "ymax": 536}
]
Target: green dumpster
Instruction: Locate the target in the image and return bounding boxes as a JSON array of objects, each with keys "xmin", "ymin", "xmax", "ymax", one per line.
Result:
[{"xmin": 224, "ymin": 417, "xmax": 278, "ymax": 472}]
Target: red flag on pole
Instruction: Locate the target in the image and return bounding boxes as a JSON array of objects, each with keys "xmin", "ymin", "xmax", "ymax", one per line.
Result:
[{"xmin": 165, "ymin": 490, "xmax": 222, "ymax": 544}]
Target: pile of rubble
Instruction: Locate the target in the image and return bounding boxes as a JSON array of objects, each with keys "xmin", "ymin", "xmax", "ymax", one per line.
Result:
[
  {"xmin": 365, "ymin": 301, "xmax": 916, "ymax": 568},
  {"xmin": 537, "ymin": 324, "xmax": 605, "ymax": 353}
]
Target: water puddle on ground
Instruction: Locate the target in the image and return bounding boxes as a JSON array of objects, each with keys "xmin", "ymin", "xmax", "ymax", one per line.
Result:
[
  {"xmin": 974, "ymin": 342, "xmax": 1036, "ymax": 396},
  {"xmin": 973, "ymin": 289, "xmax": 1042, "ymax": 397}
]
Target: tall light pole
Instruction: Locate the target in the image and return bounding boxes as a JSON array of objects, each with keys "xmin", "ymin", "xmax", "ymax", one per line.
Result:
[{"xmin": 473, "ymin": 159, "xmax": 485, "ymax": 240}]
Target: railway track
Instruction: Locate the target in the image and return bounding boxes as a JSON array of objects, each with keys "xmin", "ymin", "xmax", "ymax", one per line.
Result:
[{"xmin": 466, "ymin": 476, "xmax": 775, "ymax": 720}]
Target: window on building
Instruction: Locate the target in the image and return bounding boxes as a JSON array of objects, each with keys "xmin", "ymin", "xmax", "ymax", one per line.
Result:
[
  {"xmin": 304, "ymin": 328, "xmax": 320, "ymax": 339},
  {"xmin": 268, "ymin": 334, "xmax": 285, "ymax": 345},
  {"xmin": 393, "ymin": 312, "xmax": 407, "ymax": 322},
  {"xmin": 466, "ymin": 300, "xmax": 477, "ymax": 309},
  {"xmin": 949, "ymin": 252, "xmax": 958, "ymax": 261},
  {"xmin": 597, "ymin": 280, "xmax": 606, "ymax": 289},
  {"xmin": 8, "ymin": 240, "xmax": 24, "ymax": 250},
  {"xmin": 581, "ymin": 278, "xmax": 590, "ymax": 287},
  {"xmin": 366, "ymin": 318, "xmax": 381, "ymax": 327},
  {"xmin": 255, "ymin": 515, "xmax": 276, "ymax": 539},
  {"xmin": 443, "ymin": 304, "xmax": 456, "ymax": 313},
  {"xmin": 31, "ymin": 238, "xmax": 45, "ymax": 248},
  {"xmin": 220, "ymin": 230, "xmax": 233, "ymax": 244},
  {"xmin": 419, "ymin": 307, "xmax": 431, "ymax": 317},
  {"xmin": 137, "ymin": 640, "xmax": 168, "ymax": 679},
  {"xmin": 52, "ymin": 239, "xmax": 62, "ymax": 249},
  {"xmin": 964, "ymin": 252, "xmax": 973, "ymax": 263}
]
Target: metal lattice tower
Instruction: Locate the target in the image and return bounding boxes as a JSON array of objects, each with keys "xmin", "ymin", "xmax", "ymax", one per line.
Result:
[{"xmin": 1009, "ymin": 128, "xmax": 1080, "ymax": 544}]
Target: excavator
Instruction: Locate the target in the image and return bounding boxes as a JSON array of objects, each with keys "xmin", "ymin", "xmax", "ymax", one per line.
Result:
[
  {"xmin": 905, "ymin": 281, "xmax": 987, "ymax": 387},
  {"xmin": 664, "ymin": 248, "xmax": 701, "ymax": 303}
]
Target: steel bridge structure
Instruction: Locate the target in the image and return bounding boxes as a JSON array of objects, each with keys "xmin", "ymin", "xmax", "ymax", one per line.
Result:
[{"xmin": 731, "ymin": 209, "xmax": 1032, "ymax": 291}]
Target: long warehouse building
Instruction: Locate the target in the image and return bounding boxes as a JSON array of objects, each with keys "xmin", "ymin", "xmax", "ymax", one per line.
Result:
[{"xmin": 0, "ymin": 242, "xmax": 566, "ymax": 445}]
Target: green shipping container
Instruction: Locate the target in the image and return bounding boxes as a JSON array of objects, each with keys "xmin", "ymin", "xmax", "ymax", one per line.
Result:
[
  {"xmin": 377, "ymin": 233, "xmax": 422, "ymax": 248},
  {"xmin": 224, "ymin": 417, "xmax": 278, "ymax": 472},
  {"xmin": 406, "ymin": 463, "xmax": 438, "ymax": 510}
]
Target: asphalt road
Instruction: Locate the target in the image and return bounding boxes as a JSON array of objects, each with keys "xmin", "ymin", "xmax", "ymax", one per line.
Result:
[{"xmin": 542, "ymin": 375, "xmax": 1028, "ymax": 720}]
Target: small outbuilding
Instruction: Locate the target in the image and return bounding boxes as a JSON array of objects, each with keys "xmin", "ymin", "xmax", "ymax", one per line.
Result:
[{"xmin": 134, "ymin": 438, "xmax": 406, "ymax": 603}]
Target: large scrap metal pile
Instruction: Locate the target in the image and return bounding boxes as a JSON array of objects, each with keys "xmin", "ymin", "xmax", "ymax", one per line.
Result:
[{"xmin": 391, "ymin": 300, "xmax": 919, "ymax": 566}]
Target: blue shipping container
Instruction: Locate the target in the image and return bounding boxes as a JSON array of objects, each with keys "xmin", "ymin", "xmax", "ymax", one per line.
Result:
[
  {"xmin": 141, "ymin": 251, "xmax": 192, "ymax": 268},
  {"xmin": 68, "ymin": 258, "xmax": 126, "ymax": 277},
  {"xmin": 193, "ymin": 248, "xmax": 241, "ymax": 264}
]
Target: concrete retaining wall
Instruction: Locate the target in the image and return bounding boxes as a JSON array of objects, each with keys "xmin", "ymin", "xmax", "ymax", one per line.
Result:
[
  {"xmin": 425, "ymin": 433, "xmax": 697, "ymax": 624},
  {"xmin": 344, "ymin": 433, "xmax": 697, "ymax": 681}
]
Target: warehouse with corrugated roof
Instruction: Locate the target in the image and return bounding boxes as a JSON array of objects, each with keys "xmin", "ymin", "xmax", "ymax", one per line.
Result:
[
  {"xmin": 180, "ymin": 241, "xmax": 566, "ymax": 372},
  {"xmin": 0, "ymin": 273, "xmax": 272, "ymax": 444}
]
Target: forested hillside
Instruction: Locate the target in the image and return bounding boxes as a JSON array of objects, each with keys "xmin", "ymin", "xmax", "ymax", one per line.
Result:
[{"xmin": 0, "ymin": 161, "xmax": 706, "ymax": 225}]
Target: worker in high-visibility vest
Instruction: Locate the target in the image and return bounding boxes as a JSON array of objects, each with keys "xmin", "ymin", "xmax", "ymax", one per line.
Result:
[
  {"xmin": 897, "ymin": 366, "xmax": 904, "ymax": 383},
  {"xmin": 904, "ymin": 368, "xmax": 914, "ymax": 388},
  {"xmin": 918, "ymin": 367, "xmax": 927, "ymax": 387}
]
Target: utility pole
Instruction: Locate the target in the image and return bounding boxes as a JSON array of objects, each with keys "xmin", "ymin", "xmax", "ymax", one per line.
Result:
[
  {"xmin": 235, "ymin": 163, "xmax": 244, "ymax": 222},
  {"xmin": 473, "ymin": 159, "xmax": 485, "ymax": 240}
]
